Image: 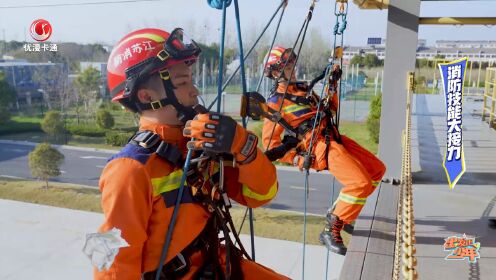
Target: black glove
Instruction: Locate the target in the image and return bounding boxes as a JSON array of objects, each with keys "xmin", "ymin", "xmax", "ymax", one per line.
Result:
[
  {"xmin": 264, "ymin": 145, "xmax": 287, "ymax": 161},
  {"xmin": 264, "ymin": 135, "xmax": 299, "ymax": 162},
  {"xmin": 330, "ymin": 67, "xmax": 343, "ymax": 83},
  {"xmin": 282, "ymin": 135, "xmax": 299, "ymax": 150},
  {"xmin": 184, "ymin": 113, "xmax": 258, "ymax": 164}
]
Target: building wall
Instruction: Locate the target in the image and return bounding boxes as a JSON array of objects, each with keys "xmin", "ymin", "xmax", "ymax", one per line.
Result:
[
  {"xmin": 345, "ymin": 40, "xmax": 496, "ymax": 63},
  {"xmin": 0, "ymin": 62, "xmax": 67, "ymax": 107}
]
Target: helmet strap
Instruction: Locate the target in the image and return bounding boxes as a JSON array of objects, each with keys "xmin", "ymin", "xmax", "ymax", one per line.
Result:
[
  {"xmin": 159, "ymin": 70, "xmax": 198, "ymax": 123},
  {"xmin": 134, "ymin": 70, "xmax": 198, "ymax": 122}
]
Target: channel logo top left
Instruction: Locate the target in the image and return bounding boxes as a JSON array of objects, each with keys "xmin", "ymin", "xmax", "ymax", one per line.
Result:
[{"xmin": 30, "ymin": 19, "xmax": 53, "ymax": 42}]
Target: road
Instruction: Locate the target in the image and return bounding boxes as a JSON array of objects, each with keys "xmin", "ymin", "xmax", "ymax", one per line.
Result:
[{"xmin": 0, "ymin": 141, "xmax": 343, "ymax": 215}]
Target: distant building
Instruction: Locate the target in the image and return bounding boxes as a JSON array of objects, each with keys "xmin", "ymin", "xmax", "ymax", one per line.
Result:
[
  {"xmin": 435, "ymin": 40, "xmax": 496, "ymax": 49},
  {"xmin": 344, "ymin": 39, "xmax": 496, "ymax": 63},
  {"xmin": 0, "ymin": 59, "xmax": 67, "ymax": 108}
]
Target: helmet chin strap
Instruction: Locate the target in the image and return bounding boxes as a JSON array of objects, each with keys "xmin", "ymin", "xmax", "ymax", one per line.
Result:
[
  {"xmin": 133, "ymin": 69, "xmax": 200, "ymax": 122},
  {"xmin": 159, "ymin": 71, "xmax": 198, "ymax": 123}
]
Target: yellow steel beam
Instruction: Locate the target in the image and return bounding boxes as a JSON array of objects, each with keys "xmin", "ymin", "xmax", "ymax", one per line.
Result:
[
  {"xmin": 352, "ymin": 0, "xmax": 388, "ymax": 10},
  {"xmin": 419, "ymin": 17, "xmax": 496, "ymax": 25}
]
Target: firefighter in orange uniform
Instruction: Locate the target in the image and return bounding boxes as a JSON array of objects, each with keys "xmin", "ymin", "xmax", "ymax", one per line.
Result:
[
  {"xmin": 261, "ymin": 46, "xmax": 386, "ymax": 255},
  {"xmin": 95, "ymin": 28, "xmax": 289, "ymax": 280}
]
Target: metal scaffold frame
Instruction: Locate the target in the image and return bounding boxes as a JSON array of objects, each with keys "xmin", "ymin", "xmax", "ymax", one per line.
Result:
[{"xmin": 482, "ymin": 67, "xmax": 496, "ymax": 127}]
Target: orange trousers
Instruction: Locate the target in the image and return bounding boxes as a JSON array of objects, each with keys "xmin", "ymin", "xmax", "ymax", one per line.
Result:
[{"xmin": 326, "ymin": 135, "xmax": 386, "ymax": 224}]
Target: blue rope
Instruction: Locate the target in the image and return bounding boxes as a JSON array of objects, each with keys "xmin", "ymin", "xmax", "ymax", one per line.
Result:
[
  {"xmin": 302, "ymin": 64, "xmax": 332, "ymax": 280},
  {"xmin": 207, "ymin": 0, "xmax": 286, "ymax": 111},
  {"xmin": 233, "ymin": 0, "xmax": 247, "ymax": 127},
  {"xmin": 264, "ymin": 1, "xmax": 314, "ymax": 152},
  {"xmin": 155, "ymin": 2, "xmax": 231, "ymax": 278},
  {"xmin": 325, "ymin": 3, "xmax": 349, "ymax": 279},
  {"xmin": 302, "ymin": 169, "xmax": 310, "ymax": 279},
  {"xmin": 233, "ymin": 0, "xmax": 257, "ymax": 260},
  {"xmin": 154, "ymin": 147, "xmax": 195, "ymax": 280},
  {"xmin": 335, "ymin": 2, "xmax": 348, "ymax": 128},
  {"xmin": 255, "ymin": 1, "xmax": 286, "ymax": 93},
  {"xmin": 216, "ymin": 0, "xmax": 228, "ymax": 113},
  {"xmin": 207, "ymin": 0, "xmax": 232, "ymax": 9}
]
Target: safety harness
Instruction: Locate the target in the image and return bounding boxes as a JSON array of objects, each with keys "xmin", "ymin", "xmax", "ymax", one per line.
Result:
[
  {"xmin": 265, "ymin": 76, "xmax": 343, "ymax": 164},
  {"xmin": 128, "ymin": 130, "xmax": 249, "ymax": 280}
]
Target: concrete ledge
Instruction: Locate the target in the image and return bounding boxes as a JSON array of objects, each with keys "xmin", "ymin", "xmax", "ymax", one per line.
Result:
[
  {"xmin": 0, "ymin": 199, "xmax": 345, "ymax": 280},
  {"xmin": 339, "ymin": 183, "xmax": 399, "ymax": 280}
]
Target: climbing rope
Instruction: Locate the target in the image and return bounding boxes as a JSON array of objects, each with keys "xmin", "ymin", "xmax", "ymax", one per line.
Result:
[
  {"xmin": 303, "ymin": 0, "xmax": 348, "ymax": 179},
  {"xmin": 264, "ymin": 0, "xmax": 319, "ymax": 152},
  {"xmin": 207, "ymin": 0, "xmax": 291, "ymax": 260},
  {"xmin": 237, "ymin": 0, "xmax": 319, "ymax": 242},
  {"xmin": 207, "ymin": 0, "xmax": 288, "ymax": 111},
  {"xmin": 154, "ymin": 143, "xmax": 196, "ymax": 280},
  {"xmin": 215, "ymin": 0, "xmax": 228, "ymax": 113},
  {"xmin": 392, "ymin": 72, "xmax": 418, "ymax": 280},
  {"xmin": 300, "ymin": 3, "xmax": 348, "ymax": 277},
  {"xmin": 286, "ymin": 1, "xmax": 348, "ymax": 279},
  {"xmin": 256, "ymin": 0, "xmax": 287, "ymax": 93},
  {"xmin": 155, "ymin": 1, "xmax": 234, "ymax": 278},
  {"xmin": 232, "ymin": 0, "xmax": 258, "ymax": 260},
  {"xmin": 302, "ymin": 59, "xmax": 332, "ymax": 280},
  {"xmin": 334, "ymin": 0, "xmax": 347, "ymax": 128}
]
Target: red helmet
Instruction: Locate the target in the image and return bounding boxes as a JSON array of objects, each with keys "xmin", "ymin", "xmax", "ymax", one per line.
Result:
[
  {"xmin": 107, "ymin": 28, "xmax": 200, "ymax": 111},
  {"xmin": 263, "ymin": 46, "xmax": 296, "ymax": 79}
]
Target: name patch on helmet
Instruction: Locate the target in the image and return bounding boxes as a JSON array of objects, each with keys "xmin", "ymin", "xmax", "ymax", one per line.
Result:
[{"xmin": 113, "ymin": 41, "xmax": 156, "ymax": 68}]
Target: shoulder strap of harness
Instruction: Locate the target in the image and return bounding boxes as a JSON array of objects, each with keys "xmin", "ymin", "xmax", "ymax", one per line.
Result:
[
  {"xmin": 272, "ymin": 91, "xmax": 312, "ymax": 106},
  {"xmin": 128, "ymin": 130, "xmax": 184, "ymax": 167}
]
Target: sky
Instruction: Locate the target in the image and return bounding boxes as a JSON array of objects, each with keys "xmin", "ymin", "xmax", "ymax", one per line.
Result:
[{"xmin": 0, "ymin": 0, "xmax": 495, "ymax": 48}]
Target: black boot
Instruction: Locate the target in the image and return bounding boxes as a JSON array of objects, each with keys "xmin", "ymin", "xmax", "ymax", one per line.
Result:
[{"xmin": 319, "ymin": 213, "xmax": 347, "ymax": 255}]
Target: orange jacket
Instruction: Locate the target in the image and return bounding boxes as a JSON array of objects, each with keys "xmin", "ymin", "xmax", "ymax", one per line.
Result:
[
  {"xmin": 95, "ymin": 118, "xmax": 279, "ymax": 280},
  {"xmin": 262, "ymin": 82, "xmax": 338, "ymax": 166}
]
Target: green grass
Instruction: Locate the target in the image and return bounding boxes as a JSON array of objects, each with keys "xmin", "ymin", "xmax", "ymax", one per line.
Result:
[
  {"xmin": 339, "ymin": 121, "xmax": 378, "ymax": 154},
  {"xmin": 230, "ymin": 207, "xmax": 332, "ymax": 245},
  {"xmin": 0, "ymin": 131, "xmax": 120, "ymax": 150},
  {"xmin": 1, "ymin": 111, "xmax": 131, "ymax": 150},
  {"xmin": 3, "ymin": 109, "xmax": 377, "ymax": 155},
  {"xmin": 0, "ymin": 116, "xmax": 42, "ymax": 135},
  {"xmin": 0, "ymin": 178, "xmax": 102, "ymax": 212},
  {"xmin": 11, "ymin": 116, "xmax": 43, "ymax": 123},
  {"xmin": 68, "ymin": 135, "xmax": 120, "ymax": 150},
  {"xmin": 344, "ymin": 82, "xmax": 381, "ymax": 101},
  {"xmin": 0, "ymin": 178, "xmax": 342, "ymax": 245},
  {"xmin": 0, "ymin": 131, "xmax": 46, "ymax": 142}
]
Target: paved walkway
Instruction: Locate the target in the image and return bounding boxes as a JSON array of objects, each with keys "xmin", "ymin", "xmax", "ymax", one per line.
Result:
[
  {"xmin": 339, "ymin": 94, "xmax": 496, "ymax": 279},
  {"xmin": 0, "ymin": 199, "xmax": 344, "ymax": 280},
  {"xmin": 411, "ymin": 94, "xmax": 496, "ymax": 279}
]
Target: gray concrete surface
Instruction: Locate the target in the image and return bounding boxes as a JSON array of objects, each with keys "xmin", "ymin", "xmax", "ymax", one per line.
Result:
[
  {"xmin": 0, "ymin": 199, "xmax": 344, "ymax": 280},
  {"xmin": 339, "ymin": 93, "xmax": 496, "ymax": 279},
  {"xmin": 411, "ymin": 94, "xmax": 496, "ymax": 280}
]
